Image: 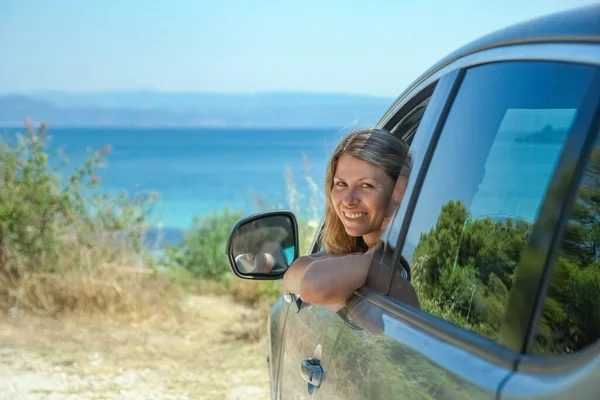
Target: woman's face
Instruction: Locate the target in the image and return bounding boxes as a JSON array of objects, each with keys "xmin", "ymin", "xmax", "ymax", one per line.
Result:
[{"xmin": 331, "ymin": 154, "xmax": 397, "ymax": 246}]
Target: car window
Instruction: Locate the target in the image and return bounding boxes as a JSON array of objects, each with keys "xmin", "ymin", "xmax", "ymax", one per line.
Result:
[
  {"xmin": 391, "ymin": 97, "xmax": 430, "ymax": 145},
  {"xmin": 390, "ymin": 61, "xmax": 598, "ymax": 343},
  {"xmin": 311, "ymin": 91, "xmax": 435, "ymax": 257},
  {"xmin": 532, "ymin": 129, "xmax": 600, "ymax": 355},
  {"xmin": 359, "ymin": 94, "xmax": 435, "ymax": 292}
]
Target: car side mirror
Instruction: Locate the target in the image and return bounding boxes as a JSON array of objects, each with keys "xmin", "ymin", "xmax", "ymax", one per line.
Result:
[{"xmin": 227, "ymin": 210, "xmax": 299, "ymax": 280}]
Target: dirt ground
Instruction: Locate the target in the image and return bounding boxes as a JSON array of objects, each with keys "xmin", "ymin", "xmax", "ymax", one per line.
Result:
[{"xmin": 0, "ymin": 295, "xmax": 270, "ymax": 400}]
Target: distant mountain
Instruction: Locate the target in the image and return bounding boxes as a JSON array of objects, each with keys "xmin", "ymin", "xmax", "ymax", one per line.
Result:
[
  {"xmin": 0, "ymin": 91, "xmax": 394, "ymax": 128},
  {"xmin": 514, "ymin": 124, "xmax": 568, "ymax": 144}
]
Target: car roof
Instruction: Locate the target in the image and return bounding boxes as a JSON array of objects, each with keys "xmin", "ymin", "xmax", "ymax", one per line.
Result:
[
  {"xmin": 445, "ymin": 3, "xmax": 600, "ymax": 62},
  {"xmin": 380, "ymin": 4, "xmax": 600, "ymax": 128}
]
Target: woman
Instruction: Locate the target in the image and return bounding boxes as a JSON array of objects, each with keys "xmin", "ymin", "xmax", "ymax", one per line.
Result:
[{"xmin": 282, "ymin": 128, "xmax": 419, "ymax": 309}]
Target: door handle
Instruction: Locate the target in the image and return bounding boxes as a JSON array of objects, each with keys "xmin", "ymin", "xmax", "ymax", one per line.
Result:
[
  {"xmin": 283, "ymin": 292, "xmax": 301, "ymax": 312},
  {"xmin": 300, "ymin": 358, "xmax": 323, "ymax": 394},
  {"xmin": 283, "ymin": 292, "xmax": 310, "ymax": 312}
]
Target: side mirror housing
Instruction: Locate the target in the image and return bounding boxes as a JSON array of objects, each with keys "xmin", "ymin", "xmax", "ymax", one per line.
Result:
[{"xmin": 226, "ymin": 210, "xmax": 299, "ymax": 280}]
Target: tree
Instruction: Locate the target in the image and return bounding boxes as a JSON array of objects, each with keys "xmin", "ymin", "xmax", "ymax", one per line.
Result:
[
  {"xmin": 411, "ymin": 200, "xmax": 530, "ymax": 337},
  {"xmin": 534, "ymin": 145, "xmax": 600, "ymax": 354}
]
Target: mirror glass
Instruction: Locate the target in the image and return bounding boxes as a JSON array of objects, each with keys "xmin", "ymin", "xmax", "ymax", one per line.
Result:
[{"xmin": 231, "ymin": 214, "xmax": 296, "ymax": 275}]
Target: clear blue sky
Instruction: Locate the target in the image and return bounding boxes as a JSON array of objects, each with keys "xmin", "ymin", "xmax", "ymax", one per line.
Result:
[{"xmin": 0, "ymin": 0, "xmax": 595, "ymax": 96}]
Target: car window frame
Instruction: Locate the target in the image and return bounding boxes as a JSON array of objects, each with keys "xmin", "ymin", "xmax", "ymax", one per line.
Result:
[{"xmin": 354, "ymin": 43, "xmax": 600, "ymax": 370}]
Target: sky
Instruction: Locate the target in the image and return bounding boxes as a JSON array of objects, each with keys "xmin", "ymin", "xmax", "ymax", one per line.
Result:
[{"xmin": 0, "ymin": 0, "xmax": 596, "ymax": 97}]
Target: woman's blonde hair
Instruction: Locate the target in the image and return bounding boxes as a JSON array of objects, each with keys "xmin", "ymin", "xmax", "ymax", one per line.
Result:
[{"xmin": 321, "ymin": 129, "xmax": 411, "ymax": 254}]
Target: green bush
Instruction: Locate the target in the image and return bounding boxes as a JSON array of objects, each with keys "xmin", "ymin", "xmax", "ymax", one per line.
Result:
[
  {"xmin": 163, "ymin": 210, "xmax": 244, "ymax": 283},
  {"xmin": 0, "ymin": 121, "xmax": 163, "ymax": 316},
  {"xmin": 1, "ymin": 122, "xmax": 80, "ymax": 274},
  {"xmin": 162, "ymin": 207, "xmax": 317, "ymax": 300},
  {"xmin": 163, "ymin": 154, "xmax": 322, "ymax": 304},
  {"xmin": 162, "ymin": 208, "xmax": 289, "ymax": 307}
]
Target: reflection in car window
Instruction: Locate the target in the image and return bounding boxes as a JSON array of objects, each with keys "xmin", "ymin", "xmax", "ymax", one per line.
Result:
[
  {"xmin": 395, "ymin": 61, "xmax": 598, "ymax": 341},
  {"xmin": 533, "ymin": 131, "xmax": 600, "ymax": 355},
  {"xmin": 332, "ymin": 296, "xmax": 495, "ymax": 399}
]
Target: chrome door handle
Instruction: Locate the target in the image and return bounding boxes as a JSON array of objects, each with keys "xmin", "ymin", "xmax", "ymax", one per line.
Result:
[
  {"xmin": 283, "ymin": 292, "xmax": 301, "ymax": 312},
  {"xmin": 284, "ymin": 292, "xmax": 310, "ymax": 312},
  {"xmin": 300, "ymin": 358, "xmax": 323, "ymax": 394}
]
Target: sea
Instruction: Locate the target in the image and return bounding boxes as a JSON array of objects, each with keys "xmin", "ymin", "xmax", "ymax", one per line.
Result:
[
  {"xmin": 0, "ymin": 127, "xmax": 346, "ymax": 246},
  {"xmin": 1, "ymin": 123, "xmax": 569, "ymax": 251}
]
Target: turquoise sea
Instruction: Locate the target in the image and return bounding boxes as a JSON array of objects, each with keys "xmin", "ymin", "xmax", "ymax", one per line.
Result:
[
  {"xmin": 1, "ymin": 124, "xmax": 567, "ymax": 250},
  {"xmin": 1, "ymin": 127, "xmax": 344, "ymax": 245}
]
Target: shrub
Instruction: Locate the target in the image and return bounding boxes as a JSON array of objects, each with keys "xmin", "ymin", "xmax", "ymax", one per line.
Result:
[
  {"xmin": 163, "ymin": 154, "xmax": 323, "ymax": 306},
  {"xmin": 163, "ymin": 210, "xmax": 244, "ymax": 283},
  {"xmin": 162, "ymin": 209, "xmax": 287, "ymax": 305},
  {"xmin": 0, "ymin": 121, "xmax": 172, "ymax": 317}
]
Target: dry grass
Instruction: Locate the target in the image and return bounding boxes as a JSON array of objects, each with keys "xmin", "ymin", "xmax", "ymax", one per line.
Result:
[
  {"xmin": 0, "ymin": 226, "xmax": 185, "ymax": 320},
  {"xmin": 0, "ymin": 265, "xmax": 184, "ymax": 321},
  {"xmin": 225, "ymin": 280, "xmax": 280, "ymax": 342},
  {"xmin": 0, "ymin": 235, "xmax": 279, "ymax": 346},
  {"xmin": 227, "ymin": 279, "xmax": 279, "ymax": 304},
  {"xmin": 0, "ymin": 121, "xmax": 278, "ymax": 398},
  {"xmin": 0, "ymin": 295, "xmax": 270, "ymax": 399},
  {"xmin": 0, "ymin": 252, "xmax": 276, "ymax": 397}
]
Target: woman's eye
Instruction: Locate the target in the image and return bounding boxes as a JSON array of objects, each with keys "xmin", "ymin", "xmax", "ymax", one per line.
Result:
[
  {"xmin": 335, "ymin": 181, "xmax": 347, "ymax": 187},
  {"xmin": 361, "ymin": 183, "xmax": 373, "ymax": 188}
]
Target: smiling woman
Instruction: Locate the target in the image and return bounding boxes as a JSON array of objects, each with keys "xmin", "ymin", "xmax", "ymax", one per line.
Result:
[
  {"xmin": 282, "ymin": 129, "xmax": 418, "ymax": 308},
  {"xmin": 324, "ymin": 129, "xmax": 411, "ymax": 253},
  {"xmin": 332, "ymin": 155, "xmax": 398, "ymax": 249}
]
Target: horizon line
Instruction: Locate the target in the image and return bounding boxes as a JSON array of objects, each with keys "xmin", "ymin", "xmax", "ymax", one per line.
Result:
[
  {"xmin": 0, "ymin": 123, "xmax": 361, "ymax": 130},
  {"xmin": 0, "ymin": 89, "xmax": 396, "ymax": 99}
]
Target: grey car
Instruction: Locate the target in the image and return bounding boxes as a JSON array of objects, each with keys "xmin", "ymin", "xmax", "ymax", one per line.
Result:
[{"xmin": 226, "ymin": 4, "xmax": 600, "ymax": 399}]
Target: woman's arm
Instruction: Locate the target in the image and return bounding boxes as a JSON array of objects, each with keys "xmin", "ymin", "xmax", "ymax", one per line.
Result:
[
  {"xmin": 282, "ymin": 250, "xmax": 327, "ymax": 294},
  {"xmin": 299, "ymin": 251, "xmax": 373, "ymax": 305},
  {"xmin": 285, "ymin": 246, "xmax": 420, "ymax": 310}
]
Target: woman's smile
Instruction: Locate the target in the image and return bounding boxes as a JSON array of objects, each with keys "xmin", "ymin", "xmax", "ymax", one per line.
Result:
[{"xmin": 343, "ymin": 211, "xmax": 367, "ymax": 219}]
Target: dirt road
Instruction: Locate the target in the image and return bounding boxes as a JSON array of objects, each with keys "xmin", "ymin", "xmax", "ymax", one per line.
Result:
[{"xmin": 0, "ymin": 295, "xmax": 270, "ymax": 399}]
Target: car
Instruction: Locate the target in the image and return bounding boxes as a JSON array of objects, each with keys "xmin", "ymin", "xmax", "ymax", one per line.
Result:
[{"xmin": 226, "ymin": 4, "xmax": 600, "ymax": 399}]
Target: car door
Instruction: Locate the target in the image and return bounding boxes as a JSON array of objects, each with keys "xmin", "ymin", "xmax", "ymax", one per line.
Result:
[
  {"xmin": 276, "ymin": 202, "xmax": 351, "ymax": 399},
  {"xmin": 309, "ymin": 71, "xmax": 451, "ymax": 400},
  {"xmin": 320, "ymin": 51, "xmax": 600, "ymax": 399},
  {"xmin": 279, "ymin": 70, "xmax": 444, "ymax": 399},
  {"xmin": 278, "ymin": 294, "xmax": 346, "ymax": 399},
  {"xmin": 497, "ymin": 52, "xmax": 600, "ymax": 399}
]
